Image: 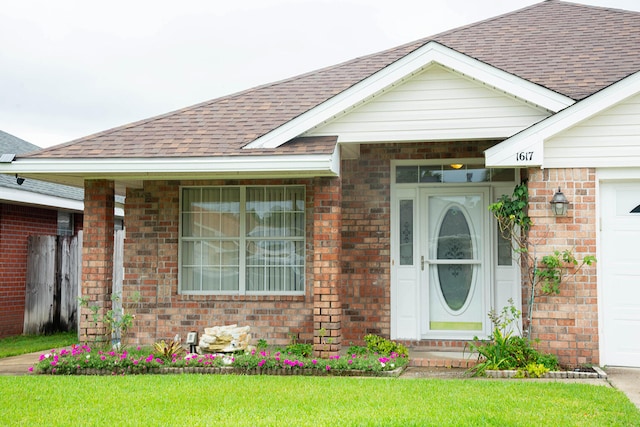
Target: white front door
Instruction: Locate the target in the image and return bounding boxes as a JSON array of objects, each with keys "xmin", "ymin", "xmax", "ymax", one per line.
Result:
[
  {"xmin": 420, "ymin": 188, "xmax": 490, "ymax": 339},
  {"xmin": 600, "ymin": 181, "xmax": 640, "ymax": 367}
]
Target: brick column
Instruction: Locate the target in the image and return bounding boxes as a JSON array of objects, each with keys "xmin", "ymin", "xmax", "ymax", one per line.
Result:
[
  {"xmin": 526, "ymin": 168, "xmax": 598, "ymax": 367},
  {"xmin": 313, "ymin": 177, "xmax": 342, "ymax": 358},
  {"xmin": 80, "ymin": 179, "xmax": 115, "ymax": 344}
]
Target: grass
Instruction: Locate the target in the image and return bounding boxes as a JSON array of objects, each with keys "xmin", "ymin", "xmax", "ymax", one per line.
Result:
[
  {"xmin": 0, "ymin": 375, "xmax": 638, "ymax": 426},
  {"xmin": 0, "ymin": 331, "xmax": 77, "ymax": 358}
]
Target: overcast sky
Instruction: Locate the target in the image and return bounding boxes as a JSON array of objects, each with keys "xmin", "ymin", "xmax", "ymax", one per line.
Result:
[{"xmin": 2, "ymin": 0, "xmax": 640, "ymax": 148}]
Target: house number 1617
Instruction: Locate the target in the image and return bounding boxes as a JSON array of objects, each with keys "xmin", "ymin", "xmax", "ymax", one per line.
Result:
[{"xmin": 515, "ymin": 151, "xmax": 534, "ymax": 162}]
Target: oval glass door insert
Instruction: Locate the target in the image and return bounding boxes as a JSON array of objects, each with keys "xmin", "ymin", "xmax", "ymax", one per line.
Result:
[{"xmin": 436, "ymin": 206, "xmax": 473, "ymax": 311}]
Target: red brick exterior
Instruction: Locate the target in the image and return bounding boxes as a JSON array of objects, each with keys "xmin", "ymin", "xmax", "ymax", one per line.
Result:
[
  {"xmin": 0, "ymin": 204, "xmax": 58, "ymax": 337},
  {"xmin": 312, "ymin": 177, "xmax": 342, "ymax": 357},
  {"xmin": 122, "ymin": 179, "xmax": 316, "ymax": 348},
  {"xmin": 0, "ymin": 203, "xmax": 83, "ymax": 338},
  {"xmin": 80, "ymin": 180, "xmax": 115, "ymax": 343},
  {"xmin": 525, "ymin": 168, "xmax": 599, "ymax": 366},
  {"xmin": 110, "ymin": 144, "xmax": 599, "ymax": 367}
]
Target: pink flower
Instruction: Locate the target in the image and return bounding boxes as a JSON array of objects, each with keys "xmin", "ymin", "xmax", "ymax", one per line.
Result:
[
  {"xmin": 326, "ymin": 365, "xmax": 331, "ymax": 371},
  {"xmin": 312, "ymin": 359, "xmax": 318, "ymax": 365},
  {"xmin": 145, "ymin": 354, "xmax": 154, "ymax": 362},
  {"xmin": 258, "ymin": 359, "xmax": 266, "ymax": 368},
  {"xmin": 28, "ymin": 367, "xmax": 33, "ymax": 372}
]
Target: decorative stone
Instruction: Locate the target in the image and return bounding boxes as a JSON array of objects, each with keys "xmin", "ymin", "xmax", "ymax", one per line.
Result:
[{"xmin": 198, "ymin": 324, "xmax": 251, "ymax": 353}]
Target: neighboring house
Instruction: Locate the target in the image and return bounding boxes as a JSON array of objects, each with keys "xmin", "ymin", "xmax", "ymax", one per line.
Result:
[
  {"xmin": 2, "ymin": 1, "xmax": 640, "ymax": 367},
  {"xmin": 0, "ymin": 131, "xmax": 84, "ymax": 338}
]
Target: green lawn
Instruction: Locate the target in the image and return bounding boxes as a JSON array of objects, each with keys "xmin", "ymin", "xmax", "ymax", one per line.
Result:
[
  {"xmin": 0, "ymin": 375, "xmax": 638, "ymax": 426},
  {"xmin": 0, "ymin": 331, "xmax": 77, "ymax": 358}
]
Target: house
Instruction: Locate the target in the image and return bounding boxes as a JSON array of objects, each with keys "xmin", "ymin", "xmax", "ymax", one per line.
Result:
[
  {"xmin": 1, "ymin": 0, "xmax": 639, "ymax": 367},
  {"xmin": 0, "ymin": 130, "xmax": 85, "ymax": 338}
]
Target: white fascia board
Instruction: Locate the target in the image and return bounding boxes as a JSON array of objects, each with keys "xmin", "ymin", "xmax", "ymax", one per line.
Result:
[
  {"xmin": 485, "ymin": 71, "xmax": 640, "ymax": 168},
  {"xmin": 0, "ymin": 154, "xmax": 339, "ymax": 178},
  {"xmin": 244, "ymin": 41, "xmax": 574, "ymax": 150},
  {"xmin": 0, "ymin": 186, "xmax": 83, "ymax": 211}
]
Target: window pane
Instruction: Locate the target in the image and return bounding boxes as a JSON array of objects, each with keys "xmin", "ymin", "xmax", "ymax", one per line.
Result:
[
  {"xmin": 396, "ymin": 166, "xmax": 418, "ymax": 183},
  {"xmin": 181, "ymin": 267, "xmax": 200, "ymax": 291},
  {"xmin": 181, "ymin": 185, "xmax": 304, "ymax": 294},
  {"xmin": 419, "ymin": 166, "xmax": 442, "ymax": 183},
  {"xmin": 491, "ymin": 168, "xmax": 515, "ymax": 182},
  {"xmin": 399, "ymin": 200, "xmax": 413, "ymax": 265},
  {"xmin": 497, "ymin": 228, "xmax": 512, "ymax": 266}
]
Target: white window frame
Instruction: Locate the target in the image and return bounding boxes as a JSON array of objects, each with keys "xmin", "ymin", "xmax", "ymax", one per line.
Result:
[{"xmin": 179, "ymin": 185, "xmax": 306, "ymax": 296}]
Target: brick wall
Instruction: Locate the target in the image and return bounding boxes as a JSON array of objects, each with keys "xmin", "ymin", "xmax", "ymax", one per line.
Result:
[
  {"xmin": 122, "ymin": 179, "xmax": 316, "ymax": 347},
  {"xmin": 525, "ymin": 167, "xmax": 598, "ymax": 367},
  {"xmin": 80, "ymin": 180, "xmax": 115, "ymax": 343},
  {"xmin": 0, "ymin": 203, "xmax": 58, "ymax": 337}
]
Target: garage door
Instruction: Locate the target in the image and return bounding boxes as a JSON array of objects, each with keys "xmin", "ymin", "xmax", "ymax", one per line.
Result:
[{"xmin": 601, "ymin": 182, "xmax": 640, "ymax": 367}]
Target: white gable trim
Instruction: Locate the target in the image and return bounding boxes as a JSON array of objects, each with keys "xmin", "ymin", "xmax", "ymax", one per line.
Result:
[
  {"xmin": 244, "ymin": 41, "xmax": 573, "ymax": 150},
  {"xmin": 0, "ymin": 186, "xmax": 84, "ymax": 212},
  {"xmin": 485, "ymin": 71, "xmax": 640, "ymax": 168}
]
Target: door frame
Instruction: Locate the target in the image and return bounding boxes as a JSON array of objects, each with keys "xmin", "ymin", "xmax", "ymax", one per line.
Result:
[{"xmin": 390, "ymin": 159, "xmax": 520, "ymax": 341}]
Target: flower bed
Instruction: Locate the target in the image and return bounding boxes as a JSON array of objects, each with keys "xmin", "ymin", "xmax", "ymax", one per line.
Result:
[{"xmin": 30, "ymin": 344, "xmax": 408, "ymax": 377}]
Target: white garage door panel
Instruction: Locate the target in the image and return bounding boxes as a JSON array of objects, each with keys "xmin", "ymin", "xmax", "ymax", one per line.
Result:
[{"xmin": 601, "ymin": 182, "xmax": 640, "ymax": 367}]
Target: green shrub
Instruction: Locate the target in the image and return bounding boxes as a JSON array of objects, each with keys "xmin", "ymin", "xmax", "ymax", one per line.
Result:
[
  {"xmin": 363, "ymin": 334, "xmax": 409, "ymax": 357},
  {"xmin": 285, "ymin": 343, "xmax": 313, "ymax": 358},
  {"xmin": 467, "ymin": 300, "xmax": 559, "ymax": 376}
]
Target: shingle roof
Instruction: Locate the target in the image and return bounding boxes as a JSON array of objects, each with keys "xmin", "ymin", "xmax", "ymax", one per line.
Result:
[
  {"xmin": 0, "ymin": 130, "xmax": 84, "ymax": 201},
  {"xmin": 24, "ymin": 0, "xmax": 640, "ymax": 160}
]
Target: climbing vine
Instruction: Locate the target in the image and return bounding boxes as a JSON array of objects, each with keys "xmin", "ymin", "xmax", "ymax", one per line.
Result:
[{"xmin": 489, "ymin": 182, "xmax": 596, "ymax": 338}]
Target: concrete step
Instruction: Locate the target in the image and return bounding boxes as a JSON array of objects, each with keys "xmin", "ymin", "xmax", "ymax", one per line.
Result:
[{"xmin": 408, "ymin": 350, "xmax": 478, "ymax": 369}]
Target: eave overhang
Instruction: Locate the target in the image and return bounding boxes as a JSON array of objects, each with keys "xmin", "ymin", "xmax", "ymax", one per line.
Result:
[
  {"xmin": 485, "ymin": 70, "xmax": 640, "ymax": 168},
  {"xmin": 0, "ymin": 152, "xmax": 340, "ymax": 195}
]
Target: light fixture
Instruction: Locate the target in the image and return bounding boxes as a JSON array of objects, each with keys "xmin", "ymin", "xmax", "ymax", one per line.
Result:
[
  {"xmin": 15, "ymin": 174, "xmax": 24, "ymax": 185},
  {"xmin": 450, "ymin": 163, "xmax": 463, "ymax": 170},
  {"xmin": 550, "ymin": 187, "xmax": 569, "ymax": 216}
]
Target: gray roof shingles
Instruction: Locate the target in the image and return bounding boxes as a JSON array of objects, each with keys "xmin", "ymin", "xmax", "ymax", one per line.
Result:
[
  {"xmin": 22, "ymin": 0, "xmax": 640, "ymax": 160},
  {"xmin": 0, "ymin": 130, "xmax": 84, "ymax": 201}
]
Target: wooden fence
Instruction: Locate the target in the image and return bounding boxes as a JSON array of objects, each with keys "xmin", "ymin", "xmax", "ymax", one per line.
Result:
[{"xmin": 23, "ymin": 230, "xmax": 124, "ymax": 335}]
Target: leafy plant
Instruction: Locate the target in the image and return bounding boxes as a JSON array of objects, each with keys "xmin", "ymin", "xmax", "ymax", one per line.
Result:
[
  {"xmin": 153, "ymin": 339, "xmax": 186, "ymax": 361},
  {"xmin": 523, "ymin": 362, "xmax": 550, "ymax": 378},
  {"xmin": 79, "ymin": 291, "xmax": 139, "ymax": 349},
  {"xmin": 538, "ymin": 250, "xmax": 597, "ymax": 295},
  {"xmin": 284, "ymin": 333, "xmax": 313, "ymax": 357},
  {"xmin": 467, "ymin": 299, "xmax": 558, "ymax": 376},
  {"xmin": 256, "ymin": 339, "xmax": 268, "ymax": 350},
  {"xmin": 363, "ymin": 334, "xmax": 409, "ymax": 357}
]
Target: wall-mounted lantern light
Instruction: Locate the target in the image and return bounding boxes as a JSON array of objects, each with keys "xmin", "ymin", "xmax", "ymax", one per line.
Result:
[{"xmin": 550, "ymin": 187, "xmax": 569, "ymax": 216}]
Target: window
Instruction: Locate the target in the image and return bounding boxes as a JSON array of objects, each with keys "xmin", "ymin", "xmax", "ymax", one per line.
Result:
[
  {"xmin": 180, "ymin": 186, "xmax": 305, "ymax": 294},
  {"xmin": 57, "ymin": 211, "xmax": 73, "ymax": 236},
  {"xmin": 395, "ymin": 165, "xmax": 514, "ymax": 183}
]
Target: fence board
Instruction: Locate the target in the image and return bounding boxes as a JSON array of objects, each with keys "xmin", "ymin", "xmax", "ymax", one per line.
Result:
[
  {"xmin": 24, "ymin": 236, "xmax": 56, "ymax": 335},
  {"xmin": 24, "ymin": 235, "xmax": 81, "ymax": 335}
]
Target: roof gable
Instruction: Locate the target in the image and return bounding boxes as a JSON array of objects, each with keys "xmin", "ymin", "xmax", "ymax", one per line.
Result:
[
  {"xmin": 485, "ymin": 71, "xmax": 640, "ymax": 168},
  {"xmin": 246, "ymin": 42, "xmax": 572, "ymax": 149}
]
